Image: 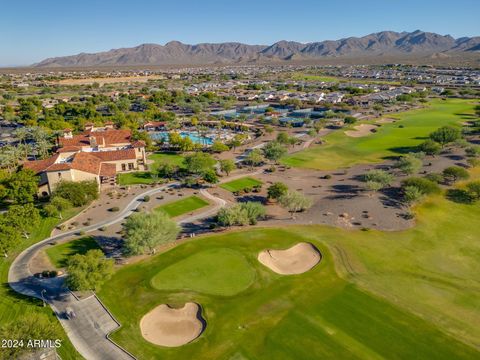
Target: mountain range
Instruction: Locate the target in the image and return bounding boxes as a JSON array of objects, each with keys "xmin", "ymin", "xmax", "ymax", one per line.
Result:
[{"xmin": 34, "ymin": 30, "xmax": 480, "ymax": 67}]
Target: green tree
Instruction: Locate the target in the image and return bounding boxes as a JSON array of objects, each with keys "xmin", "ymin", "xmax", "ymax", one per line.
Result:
[
  {"xmin": 219, "ymin": 159, "xmax": 236, "ymax": 176},
  {"xmin": 429, "ymin": 126, "xmax": 461, "ymax": 147},
  {"xmin": 66, "ymin": 249, "xmax": 114, "ymax": 291},
  {"xmin": 210, "ymin": 140, "xmax": 229, "ymax": 153},
  {"xmin": 5, "ymin": 169, "xmax": 38, "ymax": 204},
  {"xmin": 50, "ymin": 196, "xmax": 72, "ymax": 219},
  {"xmin": 262, "ymin": 141, "xmax": 287, "ymax": 163},
  {"xmin": 157, "ymin": 162, "xmax": 178, "ymax": 178},
  {"xmin": 278, "ymin": 191, "xmax": 313, "ymax": 218},
  {"xmin": 244, "ymin": 149, "xmax": 264, "ymax": 169},
  {"xmin": 267, "ymin": 182, "xmax": 289, "ymax": 200},
  {"xmin": 276, "ymin": 131, "xmax": 290, "ymax": 144},
  {"xmin": 53, "ymin": 180, "xmax": 99, "ymax": 207},
  {"xmin": 216, "ymin": 202, "xmax": 265, "ymax": 226},
  {"xmin": 0, "ymin": 221, "xmax": 21, "ymax": 257},
  {"xmin": 184, "ymin": 152, "xmax": 216, "ymax": 175},
  {"xmin": 4, "ymin": 203, "xmax": 40, "ymax": 238},
  {"xmin": 442, "ymin": 166, "xmax": 470, "ymax": 184},
  {"xmin": 419, "ymin": 140, "xmax": 441, "ymax": 156},
  {"xmin": 123, "ymin": 211, "xmax": 180, "ymax": 256},
  {"xmin": 202, "ymin": 169, "xmax": 219, "ymax": 184}
]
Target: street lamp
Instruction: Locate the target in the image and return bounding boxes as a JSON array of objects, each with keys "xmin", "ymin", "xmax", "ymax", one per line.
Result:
[{"xmin": 41, "ymin": 289, "xmax": 47, "ymax": 307}]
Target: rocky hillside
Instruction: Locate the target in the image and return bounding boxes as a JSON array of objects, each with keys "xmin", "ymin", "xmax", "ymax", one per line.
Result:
[{"xmin": 34, "ymin": 30, "xmax": 480, "ymax": 67}]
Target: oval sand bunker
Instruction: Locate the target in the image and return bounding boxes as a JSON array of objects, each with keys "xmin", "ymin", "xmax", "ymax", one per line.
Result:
[
  {"xmin": 140, "ymin": 302, "xmax": 205, "ymax": 347},
  {"xmin": 258, "ymin": 242, "xmax": 321, "ymax": 275}
]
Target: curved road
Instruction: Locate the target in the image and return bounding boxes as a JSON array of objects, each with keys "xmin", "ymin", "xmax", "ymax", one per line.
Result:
[{"xmin": 8, "ymin": 181, "xmax": 229, "ymax": 360}]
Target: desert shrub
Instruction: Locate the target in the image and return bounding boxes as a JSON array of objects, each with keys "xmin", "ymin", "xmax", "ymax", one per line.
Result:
[
  {"xmin": 424, "ymin": 173, "xmax": 444, "ymax": 184},
  {"xmin": 109, "ymin": 207, "xmax": 120, "ymax": 212},
  {"xmin": 446, "ymin": 189, "xmax": 476, "ymax": 204},
  {"xmin": 216, "ymin": 202, "xmax": 266, "ymax": 226},
  {"xmin": 401, "ymin": 177, "xmax": 441, "ymax": 195},
  {"xmin": 442, "ymin": 166, "xmax": 470, "ymax": 184}
]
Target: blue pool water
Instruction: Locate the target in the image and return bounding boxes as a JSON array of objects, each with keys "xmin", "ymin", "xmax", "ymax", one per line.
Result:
[{"xmin": 150, "ymin": 131, "xmax": 214, "ymax": 145}]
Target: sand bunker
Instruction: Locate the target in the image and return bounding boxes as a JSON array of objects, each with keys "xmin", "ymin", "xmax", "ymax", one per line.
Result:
[
  {"xmin": 258, "ymin": 242, "xmax": 321, "ymax": 275},
  {"xmin": 345, "ymin": 124, "xmax": 377, "ymax": 137},
  {"xmin": 140, "ymin": 302, "xmax": 205, "ymax": 347}
]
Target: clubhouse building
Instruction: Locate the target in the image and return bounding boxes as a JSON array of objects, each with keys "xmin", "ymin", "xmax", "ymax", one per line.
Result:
[{"xmin": 24, "ymin": 124, "xmax": 147, "ymax": 196}]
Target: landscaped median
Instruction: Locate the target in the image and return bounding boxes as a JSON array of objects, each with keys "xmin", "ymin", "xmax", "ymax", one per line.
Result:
[
  {"xmin": 154, "ymin": 195, "xmax": 209, "ymax": 218},
  {"xmin": 220, "ymin": 176, "xmax": 263, "ymax": 193}
]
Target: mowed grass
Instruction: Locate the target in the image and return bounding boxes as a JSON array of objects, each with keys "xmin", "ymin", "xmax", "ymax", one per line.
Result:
[
  {"xmin": 155, "ymin": 195, "xmax": 209, "ymax": 218},
  {"xmin": 151, "ymin": 248, "xmax": 256, "ymax": 296},
  {"xmin": 45, "ymin": 236, "xmax": 101, "ymax": 268},
  {"xmin": 118, "ymin": 152, "xmax": 185, "ymax": 185},
  {"xmin": 0, "ymin": 209, "xmax": 83, "ymax": 359},
  {"xmin": 99, "ymin": 192, "xmax": 480, "ymax": 360},
  {"xmin": 220, "ymin": 176, "xmax": 262, "ymax": 192},
  {"xmin": 282, "ymin": 98, "xmax": 477, "ymax": 170}
]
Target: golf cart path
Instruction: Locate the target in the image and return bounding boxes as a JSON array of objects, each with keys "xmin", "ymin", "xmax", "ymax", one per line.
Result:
[{"xmin": 8, "ymin": 180, "xmax": 232, "ymax": 360}]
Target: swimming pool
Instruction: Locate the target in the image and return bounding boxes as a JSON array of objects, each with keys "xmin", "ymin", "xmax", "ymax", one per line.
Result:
[{"xmin": 150, "ymin": 131, "xmax": 214, "ymax": 145}]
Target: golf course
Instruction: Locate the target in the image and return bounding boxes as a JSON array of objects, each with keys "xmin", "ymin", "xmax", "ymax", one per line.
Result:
[
  {"xmin": 98, "ymin": 177, "xmax": 480, "ymax": 358},
  {"xmin": 282, "ymin": 99, "xmax": 476, "ymax": 170},
  {"xmin": 94, "ymin": 98, "xmax": 480, "ymax": 358}
]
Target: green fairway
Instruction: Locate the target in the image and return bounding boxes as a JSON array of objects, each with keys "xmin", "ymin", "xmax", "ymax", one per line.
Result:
[
  {"xmin": 155, "ymin": 195, "xmax": 209, "ymax": 217},
  {"xmin": 282, "ymin": 99, "xmax": 477, "ymax": 170},
  {"xmin": 0, "ymin": 209, "xmax": 83, "ymax": 359},
  {"xmin": 45, "ymin": 236, "xmax": 101, "ymax": 268},
  {"xmin": 118, "ymin": 153, "xmax": 185, "ymax": 185},
  {"xmin": 151, "ymin": 248, "xmax": 256, "ymax": 296},
  {"xmin": 98, "ymin": 180, "xmax": 480, "ymax": 360},
  {"xmin": 220, "ymin": 176, "xmax": 263, "ymax": 192}
]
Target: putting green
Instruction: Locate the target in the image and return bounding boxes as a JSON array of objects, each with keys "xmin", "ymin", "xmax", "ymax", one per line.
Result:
[
  {"xmin": 151, "ymin": 248, "xmax": 255, "ymax": 296},
  {"xmin": 282, "ymin": 98, "xmax": 477, "ymax": 170}
]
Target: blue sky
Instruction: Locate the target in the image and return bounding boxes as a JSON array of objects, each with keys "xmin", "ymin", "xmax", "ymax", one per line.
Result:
[{"xmin": 1, "ymin": 0, "xmax": 479, "ymax": 66}]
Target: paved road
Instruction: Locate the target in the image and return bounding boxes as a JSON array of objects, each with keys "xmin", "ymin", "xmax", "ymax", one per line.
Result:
[
  {"xmin": 8, "ymin": 180, "xmax": 233, "ymax": 360},
  {"xmin": 8, "ymin": 183, "xmax": 183, "ymax": 360}
]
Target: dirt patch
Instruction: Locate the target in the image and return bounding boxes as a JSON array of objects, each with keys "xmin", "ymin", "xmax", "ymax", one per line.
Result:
[
  {"xmin": 140, "ymin": 303, "xmax": 205, "ymax": 347},
  {"xmin": 258, "ymin": 242, "xmax": 321, "ymax": 275},
  {"xmin": 345, "ymin": 124, "xmax": 378, "ymax": 137}
]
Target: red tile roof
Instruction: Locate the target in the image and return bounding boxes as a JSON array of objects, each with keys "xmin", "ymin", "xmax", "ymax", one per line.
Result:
[
  {"xmin": 71, "ymin": 152, "xmax": 102, "ymax": 175},
  {"xmin": 23, "ymin": 154, "xmax": 60, "ymax": 173},
  {"xmin": 99, "ymin": 163, "xmax": 117, "ymax": 177},
  {"xmin": 57, "ymin": 146, "xmax": 81, "ymax": 153},
  {"xmin": 91, "ymin": 149, "xmax": 137, "ymax": 161},
  {"xmin": 59, "ymin": 129, "xmax": 132, "ymax": 148}
]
